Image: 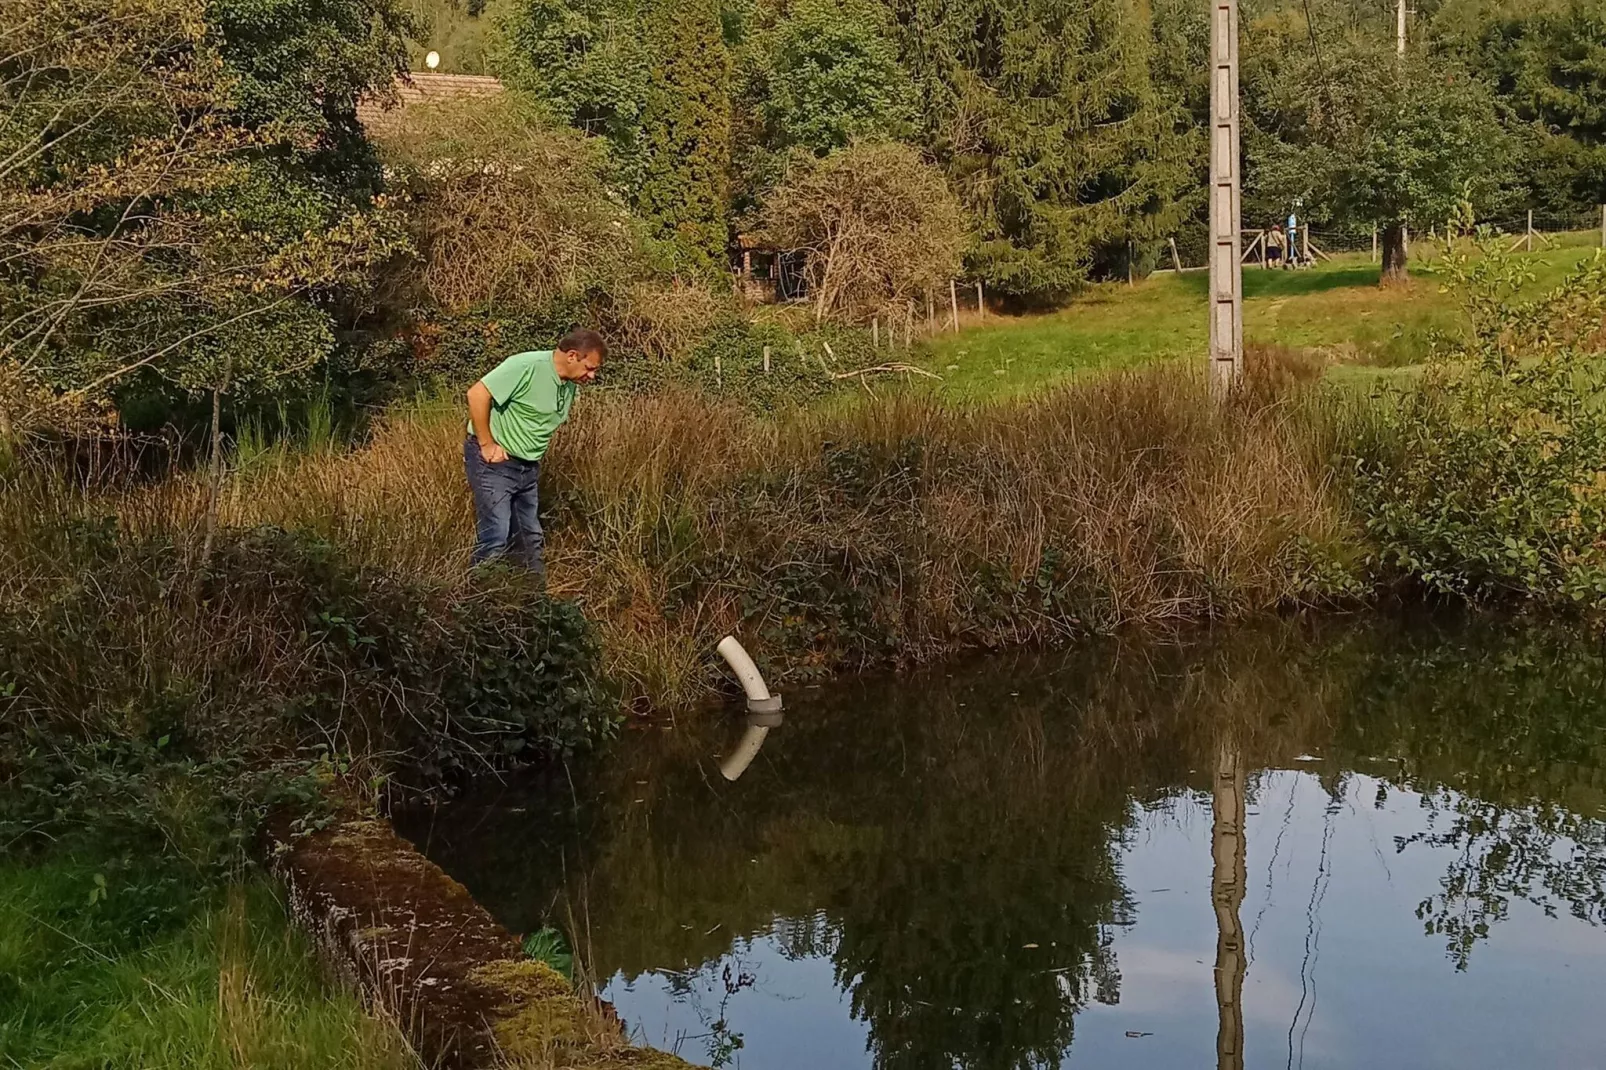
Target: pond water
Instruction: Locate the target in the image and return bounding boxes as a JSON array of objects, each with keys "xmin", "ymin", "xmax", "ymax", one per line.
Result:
[{"xmin": 397, "ymin": 616, "xmax": 1606, "ymax": 1070}]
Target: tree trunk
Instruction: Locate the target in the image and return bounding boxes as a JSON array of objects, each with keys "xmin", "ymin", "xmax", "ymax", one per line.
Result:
[{"xmin": 1381, "ymin": 222, "xmax": 1409, "ymax": 285}]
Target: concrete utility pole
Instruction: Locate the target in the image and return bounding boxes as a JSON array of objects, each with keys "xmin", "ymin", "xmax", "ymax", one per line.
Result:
[
  {"xmin": 1208, "ymin": 0, "xmax": 1243, "ymax": 389},
  {"xmin": 1396, "ymin": 0, "xmax": 1407, "ymax": 55}
]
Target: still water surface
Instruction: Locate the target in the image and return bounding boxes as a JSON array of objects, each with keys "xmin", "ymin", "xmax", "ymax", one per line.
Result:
[{"xmin": 400, "ymin": 617, "xmax": 1606, "ymax": 1069}]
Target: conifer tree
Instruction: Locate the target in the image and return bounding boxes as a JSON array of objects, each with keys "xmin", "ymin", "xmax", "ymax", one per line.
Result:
[
  {"xmin": 888, "ymin": 0, "xmax": 1196, "ymax": 303},
  {"xmin": 637, "ymin": 0, "xmax": 734, "ymax": 271}
]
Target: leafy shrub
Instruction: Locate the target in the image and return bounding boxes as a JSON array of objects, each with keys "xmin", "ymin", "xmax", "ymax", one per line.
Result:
[
  {"xmin": 0, "ymin": 511, "xmax": 615, "ymax": 861},
  {"xmin": 1353, "ymin": 243, "xmax": 1606, "ymax": 606},
  {"xmin": 376, "ymin": 95, "xmax": 639, "ymax": 313},
  {"xmin": 404, "ymin": 301, "xmax": 592, "ymax": 390},
  {"xmin": 607, "ymin": 279, "xmax": 735, "ymax": 361},
  {"xmin": 761, "ymin": 141, "xmax": 965, "ymax": 323}
]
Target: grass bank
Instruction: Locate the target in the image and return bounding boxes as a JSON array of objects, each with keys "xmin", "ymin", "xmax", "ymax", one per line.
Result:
[
  {"xmin": 924, "ymin": 244, "xmax": 1602, "ymax": 398},
  {"xmin": 4, "ymin": 353, "xmax": 1358, "ymax": 723},
  {"xmin": 194, "ymin": 350, "xmax": 1361, "ymax": 709},
  {"xmin": 3, "ymin": 246, "xmax": 1597, "ymax": 739},
  {"xmin": 0, "ymin": 859, "xmax": 411, "ymax": 1069}
]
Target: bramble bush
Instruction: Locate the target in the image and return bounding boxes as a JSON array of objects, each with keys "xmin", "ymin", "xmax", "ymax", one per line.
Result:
[
  {"xmin": 0, "ymin": 495, "xmax": 614, "ymax": 869},
  {"xmin": 1354, "ymin": 242, "xmax": 1606, "ymax": 607}
]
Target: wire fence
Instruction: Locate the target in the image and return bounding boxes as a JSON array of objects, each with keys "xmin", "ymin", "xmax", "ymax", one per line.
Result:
[
  {"xmin": 1158, "ymin": 207, "xmax": 1606, "ymax": 273},
  {"xmin": 752, "ymin": 206, "xmax": 1606, "ymax": 344}
]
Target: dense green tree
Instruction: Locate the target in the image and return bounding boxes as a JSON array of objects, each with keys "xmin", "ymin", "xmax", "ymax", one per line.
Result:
[
  {"xmin": 485, "ymin": 0, "xmax": 1606, "ymax": 299},
  {"xmin": 1252, "ymin": 45, "xmax": 1506, "ymax": 281},
  {"xmin": 1243, "ymin": 0, "xmax": 1606, "ymax": 223},
  {"xmin": 886, "ymin": 0, "xmax": 1198, "ymax": 304},
  {"xmin": 636, "ymin": 0, "xmax": 734, "ymax": 271},
  {"xmin": 725, "ymin": 0, "xmax": 917, "ymax": 216},
  {"xmin": 208, "ymin": 0, "xmax": 415, "ymax": 198},
  {"xmin": 1437, "ymin": 0, "xmax": 1606, "ymax": 214},
  {"xmin": 759, "ymin": 0, "xmax": 916, "ymax": 156},
  {"xmin": 493, "ymin": 0, "xmax": 735, "ymax": 268},
  {"xmin": 493, "ymin": 0, "xmax": 654, "ymax": 189},
  {"xmin": 0, "ymin": 0, "xmax": 407, "ymax": 438}
]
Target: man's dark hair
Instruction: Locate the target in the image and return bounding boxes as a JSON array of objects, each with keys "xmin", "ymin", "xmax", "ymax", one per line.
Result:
[{"xmin": 557, "ymin": 328, "xmax": 607, "ymax": 359}]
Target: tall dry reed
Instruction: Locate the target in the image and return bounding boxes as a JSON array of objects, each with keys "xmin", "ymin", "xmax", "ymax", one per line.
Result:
[{"xmin": 213, "ymin": 360, "xmax": 1360, "ymax": 709}]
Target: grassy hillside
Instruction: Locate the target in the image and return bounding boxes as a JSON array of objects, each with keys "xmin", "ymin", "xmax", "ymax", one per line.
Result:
[{"xmin": 922, "ymin": 242, "xmax": 1602, "ymax": 399}]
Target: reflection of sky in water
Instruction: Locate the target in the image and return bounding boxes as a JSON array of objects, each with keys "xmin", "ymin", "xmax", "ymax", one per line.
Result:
[{"xmin": 605, "ymin": 770, "xmax": 1606, "ymax": 1070}]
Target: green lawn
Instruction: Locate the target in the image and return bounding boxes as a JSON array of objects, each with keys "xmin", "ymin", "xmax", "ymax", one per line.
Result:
[
  {"xmin": 923, "ymin": 242, "xmax": 1602, "ymax": 399},
  {"xmin": 0, "ymin": 858, "xmax": 412, "ymax": 1070}
]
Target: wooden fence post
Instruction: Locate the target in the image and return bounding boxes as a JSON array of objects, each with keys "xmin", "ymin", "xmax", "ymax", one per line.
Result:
[
  {"xmin": 1170, "ymin": 237, "xmax": 1184, "ymax": 273},
  {"xmin": 906, "ymin": 301, "xmax": 914, "ymax": 347},
  {"xmin": 762, "ymin": 345, "xmax": 771, "ymax": 374},
  {"xmin": 1371, "ymin": 226, "xmax": 1378, "ymax": 262},
  {"xmin": 714, "ymin": 350, "xmax": 722, "ymax": 387},
  {"xmin": 1241, "ymin": 231, "xmax": 1265, "ymax": 267},
  {"xmin": 1527, "ymin": 209, "xmax": 1534, "ymax": 253},
  {"xmin": 1599, "ymin": 204, "xmax": 1604, "ymax": 248},
  {"xmin": 926, "ymin": 288, "xmax": 934, "ymax": 332},
  {"xmin": 975, "ymin": 280, "xmax": 984, "ymax": 320},
  {"xmin": 872, "ymin": 316, "xmax": 879, "ymax": 348},
  {"xmin": 948, "ymin": 278, "xmax": 959, "ymax": 331}
]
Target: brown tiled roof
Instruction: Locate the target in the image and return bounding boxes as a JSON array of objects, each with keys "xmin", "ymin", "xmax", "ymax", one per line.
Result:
[{"xmin": 357, "ymin": 72, "xmax": 505, "ymax": 130}]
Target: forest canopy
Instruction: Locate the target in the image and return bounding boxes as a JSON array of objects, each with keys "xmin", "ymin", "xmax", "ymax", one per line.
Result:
[{"xmin": 476, "ymin": 0, "xmax": 1606, "ymax": 302}]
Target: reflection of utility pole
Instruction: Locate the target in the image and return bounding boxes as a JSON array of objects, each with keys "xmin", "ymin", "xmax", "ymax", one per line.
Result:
[
  {"xmin": 1212, "ymin": 741, "xmax": 1247, "ymax": 1070},
  {"xmin": 1208, "ymin": 0, "xmax": 1243, "ymax": 388}
]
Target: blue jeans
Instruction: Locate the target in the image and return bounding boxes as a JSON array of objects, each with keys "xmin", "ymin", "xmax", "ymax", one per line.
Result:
[{"xmin": 464, "ymin": 438, "xmax": 544, "ymax": 574}]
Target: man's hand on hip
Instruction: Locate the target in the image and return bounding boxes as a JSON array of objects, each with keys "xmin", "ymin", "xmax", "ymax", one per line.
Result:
[{"xmin": 479, "ymin": 440, "xmax": 509, "ymax": 465}]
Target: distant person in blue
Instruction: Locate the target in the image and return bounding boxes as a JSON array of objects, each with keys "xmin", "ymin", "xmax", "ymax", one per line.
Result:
[{"xmin": 1285, "ymin": 210, "xmax": 1300, "ymax": 268}]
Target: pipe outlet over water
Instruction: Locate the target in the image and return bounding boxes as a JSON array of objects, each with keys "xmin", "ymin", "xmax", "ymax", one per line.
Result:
[{"xmin": 716, "ymin": 635, "xmax": 782, "ymax": 781}]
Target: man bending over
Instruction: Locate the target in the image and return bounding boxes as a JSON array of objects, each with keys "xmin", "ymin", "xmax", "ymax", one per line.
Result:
[{"xmin": 464, "ymin": 329, "xmax": 605, "ymax": 579}]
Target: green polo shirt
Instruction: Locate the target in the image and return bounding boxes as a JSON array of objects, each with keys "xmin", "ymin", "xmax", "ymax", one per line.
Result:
[{"xmin": 470, "ymin": 350, "xmax": 577, "ymax": 461}]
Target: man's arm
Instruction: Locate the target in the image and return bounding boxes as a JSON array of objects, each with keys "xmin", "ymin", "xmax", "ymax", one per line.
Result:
[{"xmin": 466, "ymin": 381, "xmax": 508, "ymax": 464}]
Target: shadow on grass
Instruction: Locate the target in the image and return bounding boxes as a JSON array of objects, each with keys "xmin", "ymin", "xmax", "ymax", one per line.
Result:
[{"xmin": 1170, "ymin": 264, "xmax": 1381, "ymax": 299}]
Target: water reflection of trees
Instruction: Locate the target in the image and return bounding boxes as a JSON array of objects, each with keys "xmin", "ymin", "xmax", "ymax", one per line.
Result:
[
  {"xmin": 404, "ymin": 617, "xmax": 1606, "ymax": 1066},
  {"xmin": 577, "ymin": 667, "xmax": 1155, "ymax": 1070},
  {"xmin": 558, "ymin": 629, "xmax": 1355, "ymax": 1069},
  {"xmin": 1327, "ymin": 627, "xmax": 1606, "ymax": 967},
  {"xmin": 1404, "ymin": 796, "xmax": 1606, "ymax": 968}
]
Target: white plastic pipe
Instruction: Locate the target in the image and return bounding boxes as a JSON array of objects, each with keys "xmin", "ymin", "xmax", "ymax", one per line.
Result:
[
  {"xmin": 715, "ymin": 635, "xmax": 781, "ymax": 782},
  {"xmin": 716, "ymin": 635, "xmax": 771, "ymax": 703}
]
